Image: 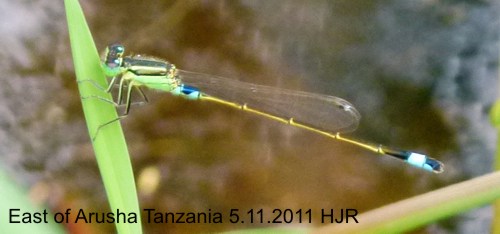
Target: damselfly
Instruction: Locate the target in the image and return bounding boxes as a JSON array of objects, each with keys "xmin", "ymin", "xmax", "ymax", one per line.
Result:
[{"xmin": 82, "ymin": 43, "xmax": 444, "ymax": 173}]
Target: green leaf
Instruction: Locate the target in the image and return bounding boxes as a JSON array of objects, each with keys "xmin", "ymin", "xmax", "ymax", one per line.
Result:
[
  {"xmin": 64, "ymin": 0, "xmax": 142, "ymax": 233},
  {"xmin": 0, "ymin": 169, "xmax": 65, "ymax": 233}
]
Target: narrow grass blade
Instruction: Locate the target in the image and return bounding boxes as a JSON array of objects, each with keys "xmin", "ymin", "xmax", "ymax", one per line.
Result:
[
  {"xmin": 312, "ymin": 171, "xmax": 500, "ymax": 234},
  {"xmin": 489, "ymin": 74, "xmax": 500, "ymax": 233},
  {"xmin": 64, "ymin": 0, "xmax": 142, "ymax": 233}
]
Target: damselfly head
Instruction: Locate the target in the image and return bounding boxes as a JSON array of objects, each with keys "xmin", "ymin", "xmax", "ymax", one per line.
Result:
[{"xmin": 104, "ymin": 43, "xmax": 125, "ymax": 69}]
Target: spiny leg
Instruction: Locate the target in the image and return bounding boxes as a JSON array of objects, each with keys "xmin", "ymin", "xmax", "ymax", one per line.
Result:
[
  {"xmin": 81, "ymin": 95, "xmax": 118, "ymax": 106},
  {"xmin": 91, "ymin": 81, "xmax": 136, "ymax": 141},
  {"xmin": 78, "ymin": 76, "xmax": 118, "ymax": 93},
  {"xmin": 124, "ymin": 81, "xmax": 136, "ymax": 115},
  {"xmin": 91, "ymin": 115, "xmax": 127, "ymax": 141},
  {"xmin": 136, "ymin": 86, "xmax": 149, "ymax": 103},
  {"xmin": 117, "ymin": 76, "xmax": 127, "ymax": 105},
  {"xmin": 81, "ymin": 94, "xmax": 146, "ymax": 141},
  {"xmin": 76, "ymin": 93, "xmax": 123, "ymax": 141},
  {"xmin": 78, "ymin": 77, "xmax": 120, "ymax": 108},
  {"xmin": 78, "ymin": 74, "xmax": 140, "ymax": 141},
  {"xmin": 81, "ymin": 95, "xmax": 146, "ymax": 107},
  {"xmin": 80, "ymin": 85, "xmax": 143, "ymax": 141},
  {"xmin": 105, "ymin": 76, "xmax": 119, "ymax": 93}
]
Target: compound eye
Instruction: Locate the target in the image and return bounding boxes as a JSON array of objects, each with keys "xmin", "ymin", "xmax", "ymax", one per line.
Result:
[
  {"xmin": 110, "ymin": 44, "xmax": 124, "ymax": 53},
  {"xmin": 106, "ymin": 44, "xmax": 125, "ymax": 58},
  {"xmin": 106, "ymin": 58, "xmax": 121, "ymax": 68}
]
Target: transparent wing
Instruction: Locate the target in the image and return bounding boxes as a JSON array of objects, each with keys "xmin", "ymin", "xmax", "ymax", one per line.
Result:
[{"xmin": 178, "ymin": 70, "xmax": 361, "ymax": 133}]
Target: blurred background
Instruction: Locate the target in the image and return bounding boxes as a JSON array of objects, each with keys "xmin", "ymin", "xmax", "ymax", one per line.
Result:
[{"xmin": 1, "ymin": 0, "xmax": 499, "ymax": 233}]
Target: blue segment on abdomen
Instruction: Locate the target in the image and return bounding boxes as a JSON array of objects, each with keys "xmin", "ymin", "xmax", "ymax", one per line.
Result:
[
  {"xmin": 407, "ymin": 152, "xmax": 432, "ymax": 172},
  {"xmin": 171, "ymin": 84, "xmax": 200, "ymax": 100}
]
